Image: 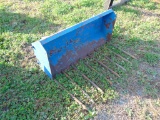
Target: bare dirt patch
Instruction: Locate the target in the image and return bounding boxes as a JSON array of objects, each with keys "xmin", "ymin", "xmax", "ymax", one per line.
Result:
[{"xmin": 94, "ymin": 60, "xmax": 160, "ymax": 120}]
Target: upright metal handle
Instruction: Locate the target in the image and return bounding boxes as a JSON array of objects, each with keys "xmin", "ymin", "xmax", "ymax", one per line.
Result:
[
  {"xmin": 109, "ymin": 0, "xmax": 114, "ymax": 7},
  {"xmin": 110, "ymin": 0, "xmax": 129, "ymax": 8}
]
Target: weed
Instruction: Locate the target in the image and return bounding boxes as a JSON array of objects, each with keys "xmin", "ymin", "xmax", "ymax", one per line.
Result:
[
  {"xmin": 125, "ymin": 108, "xmax": 133, "ymax": 117},
  {"xmin": 143, "ymin": 52, "xmax": 159, "ymax": 65}
]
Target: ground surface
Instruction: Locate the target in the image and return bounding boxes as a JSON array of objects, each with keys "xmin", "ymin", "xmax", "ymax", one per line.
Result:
[{"xmin": 0, "ymin": 0, "xmax": 160, "ymax": 120}]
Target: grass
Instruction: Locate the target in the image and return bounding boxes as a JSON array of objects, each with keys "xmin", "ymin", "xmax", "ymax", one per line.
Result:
[
  {"xmin": 143, "ymin": 52, "xmax": 159, "ymax": 65},
  {"xmin": 0, "ymin": 0, "xmax": 160, "ymax": 119}
]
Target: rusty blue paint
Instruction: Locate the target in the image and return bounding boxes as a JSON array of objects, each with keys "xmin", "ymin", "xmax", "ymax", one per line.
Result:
[{"xmin": 32, "ymin": 9, "xmax": 116, "ymax": 78}]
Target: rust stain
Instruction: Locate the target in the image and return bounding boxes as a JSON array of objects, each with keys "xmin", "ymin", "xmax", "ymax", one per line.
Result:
[
  {"xmin": 49, "ymin": 50, "xmax": 54, "ymax": 56},
  {"xmin": 107, "ymin": 33, "xmax": 112, "ymax": 41},
  {"xmin": 105, "ymin": 23, "xmax": 110, "ymax": 29},
  {"xmin": 50, "ymin": 39, "xmax": 80, "ymax": 56},
  {"xmin": 49, "ymin": 48, "xmax": 62, "ymax": 56},
  {"xmin": 80, "ymin": 25, "xmax": 85, "ymax": 29},
  {"xmin": 50, "ymin": 39, "xmax": 106, "ymax": 77}
]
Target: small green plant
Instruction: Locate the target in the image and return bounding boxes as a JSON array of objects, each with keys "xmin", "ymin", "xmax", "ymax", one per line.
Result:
[
  {"xmin": 143, "ymin": 52, "xmax": 159, "ymax": 65},
  {"xmin": 125, "ymin": 108, "xmax": 133, "ymax": 117},
  {"xmin": 129, "ymin": 0, "xmax": 157, "ymax": 10}
]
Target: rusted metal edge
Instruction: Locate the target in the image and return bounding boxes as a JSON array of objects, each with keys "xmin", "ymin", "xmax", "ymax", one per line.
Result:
[
  {"xmin": 28, "ymin": 55, "xmax": 36, "ymax": 60},
  {"xmin": 105, "ymin": 56, "xmax": 126, "ymax": 71},
  {"xmin": 62, "ymin": 72, "xmax": 95, "ymax": 104},
  {"xmin": 87, "ymin": 54, "xmax": 118, "ymax": 78},
  {"xmin": 106, "ymin": 47, "xmax": 132, "ymax": 64},
  {"xmin": 54, "ymin": 79, "xmax": 88, "ymax": 110},
  {"xmin": 83, "ymin": 61, "xmax": 112, "ymax": 85},
  {"xmin": 111, "ymin": 44, "xmax": 137, "ymax": 59},
  {"xmin": 88, "ymin": 54, "xmax": 120, "ymax": 78},
  {"xmin": 72, "ymin": 65, "xmax": 104, "ymax": 94}
]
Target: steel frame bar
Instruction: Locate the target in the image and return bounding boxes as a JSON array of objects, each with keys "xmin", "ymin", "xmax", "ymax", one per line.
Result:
[
  {"xmin": 106, "ymin": 48, "xmax": 132, "ymax": 64},
  {"xmin": 72, "ymin": 65, "xmax": 104, "ymax": 94},
  {"xmin": 111, "ymin": 44, "xmax": 137, "ymax": 59},
  {"xmin": 63, "ymin": 72, "xmax": 95, "ymax": 104},
  {"xmin": 83, "ymin": 61, "xmax": 112, "ymax": 85},
  {"xmin": 105, "ymin": 56, "xmax": 126, "ymax": 71},
  {"xmin": 54, "ymin": 79, "xmax": 88, "ymax": 110}
]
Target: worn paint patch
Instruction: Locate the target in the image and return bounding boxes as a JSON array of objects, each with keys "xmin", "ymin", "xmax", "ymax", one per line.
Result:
[
  {"xmin": 105, "ymin": 23, "xmax": 111, "ymax": 29},
  {"xmin": 50, "ymin": 39, "xmax": 106, "ymax": 77}
]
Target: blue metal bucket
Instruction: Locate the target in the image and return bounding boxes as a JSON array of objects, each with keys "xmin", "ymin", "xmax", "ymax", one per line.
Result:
[{"xmin": 32, "ymin": 9, "xmax": 116, "ymax": 78}]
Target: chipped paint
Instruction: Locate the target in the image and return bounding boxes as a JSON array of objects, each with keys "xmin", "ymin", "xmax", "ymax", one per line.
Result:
[
  {"xmin": 50, "ymin": 39, "xmax": 106, "ymax": 77},
  {"xmin": 105, "ymin": 23, "xmax": 111, "ymax": 28}
]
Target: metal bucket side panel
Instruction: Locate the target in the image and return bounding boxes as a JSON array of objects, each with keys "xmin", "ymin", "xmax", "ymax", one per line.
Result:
[{"xmin": 32, "ymin": 41, "xmax": 52, "ymax": 78}]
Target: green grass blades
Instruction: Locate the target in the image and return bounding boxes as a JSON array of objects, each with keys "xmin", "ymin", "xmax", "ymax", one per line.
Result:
[{"xmin": 0, "ymin": 0, "xmax": 160, "ymax": 119}]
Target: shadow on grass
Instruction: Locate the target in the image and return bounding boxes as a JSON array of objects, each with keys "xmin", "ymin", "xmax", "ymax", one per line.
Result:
[
  {"xmin": 0, "ymin": 9, "xmax": 59, "ymax": 34},
  {"xmin": 0, "ymin": 63, "xmax": 81, "ymax": 119},
  {"xmin": 127, "ymin": 0, "xmax": 158, "ymax": 10},
  {"xmin": 111, "ymin": 35, "xmax": 160, "ymax": 97},
  {"xmin": 114, "ymin": 5, "xmax": 160, "ymax": 17}
]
